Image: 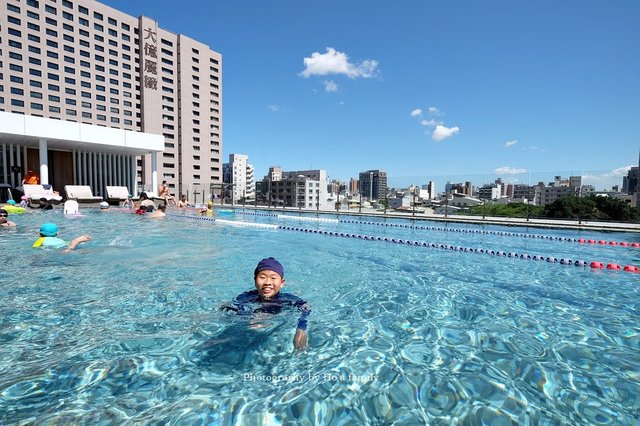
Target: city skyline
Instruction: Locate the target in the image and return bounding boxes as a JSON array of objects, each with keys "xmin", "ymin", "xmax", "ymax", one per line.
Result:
[{"xmin": 104, "ymin": 0, "xmax": 640, "ymax": 189}]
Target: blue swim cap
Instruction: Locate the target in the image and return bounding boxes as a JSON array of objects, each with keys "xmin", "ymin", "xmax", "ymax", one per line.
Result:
[
  {"xmin": 7, "ymin": 199, "xmax": 16, "ymax": 205},
  {"xmin": 254, "ymin": 257, "xmax": 284, "ymax": 278},
  {"xmin": 40, "ymin": 223, "xmax": 58, "ymax": 237}
]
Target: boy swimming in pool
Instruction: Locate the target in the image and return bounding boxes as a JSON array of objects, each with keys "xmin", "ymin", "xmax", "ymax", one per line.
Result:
[
  {"xmin": 222, "ymin": 257, "xmax": 310, "ymax": 350},
  {"xmin": 32, "ymin": 223, "xmax": 92, "ymax": 253}
]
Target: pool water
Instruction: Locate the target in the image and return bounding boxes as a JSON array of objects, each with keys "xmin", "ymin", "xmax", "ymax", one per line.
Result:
[{"xmin": 1, "ymin": 208, "xmax": 639, "ymax": 424}]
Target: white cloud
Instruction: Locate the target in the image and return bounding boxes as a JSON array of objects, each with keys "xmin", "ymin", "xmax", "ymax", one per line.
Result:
[
  {"xmin": 428, "ymin": 106, "xmax": 442, "ymax": 115},
  {"xmin": 410, "ymin": 108, "xmax": 422, "ymax": 117},
  {"xmin": 504, "ymin": 139, "xmax": 518, "ymax": 148},
  {"xmin": 582, "ymin": 166, "xmax": 632, "ymax": 190},
  {"xmin": 432, "ymin": 125, "xmax": 459, "ymax": 142},
  {"xmin": 420, "ymin": 119, "xmax": 441, "ymax": 127},
  {"xmin": 495, "ymin": 166, "xmax": 528, "ymax": 174},
  {"xmin": 267, "ymin": 104, "xmax": 280, "ymax": 112},
  {"xmin": 324, "ymin": 80, "xmax": 338, "ymax": 92},
  {"xmin": 299, "ymin": 47, "xmax": 379, "ymax": 79},
  {"xmin": 522, "ymin": 145, "xmax": 546, "ymax": 152}
]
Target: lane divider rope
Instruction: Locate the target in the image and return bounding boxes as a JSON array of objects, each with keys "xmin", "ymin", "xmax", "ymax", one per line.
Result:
[
  {"xmin": 230, "ymin": 209, "xmax": 640, "ymax": 248},
  {"xmin": 274, "ymin": 225, "xmax": 639, "ymax": 274}
]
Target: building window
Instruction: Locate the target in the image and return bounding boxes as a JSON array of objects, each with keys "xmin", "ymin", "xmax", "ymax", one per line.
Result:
[
  {"xmin": 66, "ymin": 109, "xmax": 77, "ymax": 116},
  {"xmin": 11, "ymin": 99, "xmax": 25, "ymax": 107}
]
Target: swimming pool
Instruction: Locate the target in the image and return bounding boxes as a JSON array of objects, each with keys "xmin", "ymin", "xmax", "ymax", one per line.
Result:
[{"xmin": 1, "ymin": 208, "xmax": 638, "ymax": 424}]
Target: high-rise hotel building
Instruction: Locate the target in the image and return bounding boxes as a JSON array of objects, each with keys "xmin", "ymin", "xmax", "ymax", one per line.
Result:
[{"xmin": 0, "ymin": 0, "xmax": 222, "ymax": 199}]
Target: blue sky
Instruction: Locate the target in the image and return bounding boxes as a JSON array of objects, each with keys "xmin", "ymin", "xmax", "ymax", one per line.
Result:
[{"xmin": 105, "ymin": 0, "xmax": 639, "ymax": 190}]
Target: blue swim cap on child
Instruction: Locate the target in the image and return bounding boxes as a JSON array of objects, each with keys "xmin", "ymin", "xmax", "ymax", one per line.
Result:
[
  {"xmin": 40, "ymin": 223, "xmax": 58, "ymax": 237},
  {"xmin": 254, "ymin": 257, "xmax": 284, "ymax": 278}
]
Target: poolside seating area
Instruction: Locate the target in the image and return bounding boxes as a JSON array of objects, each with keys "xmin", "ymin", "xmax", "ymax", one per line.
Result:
[
  {"xmin": 105, "ymin": 186, "xmax": 138, "ymax": 205},
  {"xmin": 64, "ymin": 185, "xmax": 103, "ymax": 206}
]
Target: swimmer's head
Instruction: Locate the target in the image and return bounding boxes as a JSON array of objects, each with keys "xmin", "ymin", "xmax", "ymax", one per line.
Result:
[
  {"xmin": 39, "ymin": 223, "xmax": 58, "ymax": 237},
  {"xmin": 254, "ymin": 258, "xmax": 285, "ymax": 298},
  {"xmin": 254, "ymin": 257, "xmax": 285, "ymax": 279}
]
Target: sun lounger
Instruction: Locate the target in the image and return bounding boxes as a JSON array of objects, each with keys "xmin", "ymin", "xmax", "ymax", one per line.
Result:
[
  {"xmin": 105, "ymin": 186, "xmax": 139, "ymax": 204},
  {"xmin": 23, "ymin": 184, "xmax": 63, "ymax": 205},
  {"xmin": 64, "ymin": 185, "xmax": 103, "ymax": 205}
]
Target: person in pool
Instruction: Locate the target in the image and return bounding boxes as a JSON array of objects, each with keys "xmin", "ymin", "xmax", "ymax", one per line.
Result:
[
  {"xmin": 0, "ymin": 208, "xmax": 17, "ymax": 227},
  {"xmin": 122, "ymin": 194, "xmax": 135, "ymax": 209},
  {"xmin": 222, "ymin": 257, "xmax": 310, "ymax": 350},
  {"xmin": 135, "ymin": 192, "xmax": 155, "ymax": 212},
  {"xmin": 177, "ymin": 194, "xmax": 192, "ymax": 208},
  {"xmin": 32, "ymin": 223, "xmax": 92, "ymax": 252},
  {"xmin": 148, "ymin": 203, "xmax": 166, "ymax": 219}
]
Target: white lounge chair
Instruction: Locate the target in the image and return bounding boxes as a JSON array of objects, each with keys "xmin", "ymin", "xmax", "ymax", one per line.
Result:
[
  {"xmin": 63, "ymin": 200, "xmax": 80, "ymax": 215},
  {"xmin": 23, "ymin": 184, "xmax": 63, "ymax": 206},
  {"xmin": 105, "ymin": 186, "xmax": 139, "ymax": 204},
  {"xmin": 64, "ymin": 185, "xmax": 103, "ymax": 205}
]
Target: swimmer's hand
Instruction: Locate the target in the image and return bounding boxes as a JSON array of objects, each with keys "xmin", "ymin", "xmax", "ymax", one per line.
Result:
[
  {"xmin": 65, "ymin": 235, "xmax": 92, "ymax": 252},
  {"xmin": 294, "ymin": 328, "xmax": 308, "ymax": 351}
]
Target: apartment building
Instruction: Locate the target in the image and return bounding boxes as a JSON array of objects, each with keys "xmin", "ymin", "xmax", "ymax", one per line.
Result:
[
  {"xmin": 0, "ymin": 0, "xmax": 222, "ymax": 198},
  {"xmin": 222, "ymin": 153, "xmax": 255, "ymax": 203},
  {"xmin": 261, "ymin": 168, "xmax": 328, "ymax": 209}
]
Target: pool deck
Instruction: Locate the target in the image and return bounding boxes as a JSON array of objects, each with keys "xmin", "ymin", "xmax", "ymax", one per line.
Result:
[{"xmin": 218, "ymin": 204, "xmax": 640, "ymax": 234}]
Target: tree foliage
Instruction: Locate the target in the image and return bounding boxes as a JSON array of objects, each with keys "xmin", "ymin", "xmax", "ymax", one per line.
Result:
[
  {"xmin": 467, "ymin": 203, "xmax": 545, "ymax": 218},
  {"xmin": 544, "ymin": 196, "xmax": 639, "ymax": 222},
  {"xmin": 465, "ymin": 196, "xmax": 638, "ymax": 222}
]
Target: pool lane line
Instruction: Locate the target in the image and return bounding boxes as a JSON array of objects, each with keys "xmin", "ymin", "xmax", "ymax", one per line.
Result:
[
  {"xmin": 275, "ymin": 224, "xmax": 640, "ymax": 274},
  {"xmin": 230, "ymin": 210, "xmax": 640, "ymax": 249},
  {"xmin": 167, "ymin": 213, "xmax": 278, "ymax": 229},
  {"xmin": 276, "ymin": 214, "xmax": 339, "ymax": 223}
]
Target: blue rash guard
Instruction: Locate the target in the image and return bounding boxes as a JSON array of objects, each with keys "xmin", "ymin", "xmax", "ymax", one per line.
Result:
[{"xmin": 222, "ymin": 290, "xmax": 311, "ymax": 330}]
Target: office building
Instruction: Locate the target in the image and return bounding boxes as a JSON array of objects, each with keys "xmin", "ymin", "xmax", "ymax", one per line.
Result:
[
  {"xmin": 359, "ymin": 169, "xmax": 387, "ymax": 201},
  {"xmin": 0, "ymin": 0, "xmax": 222, "ymax": 198}
]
